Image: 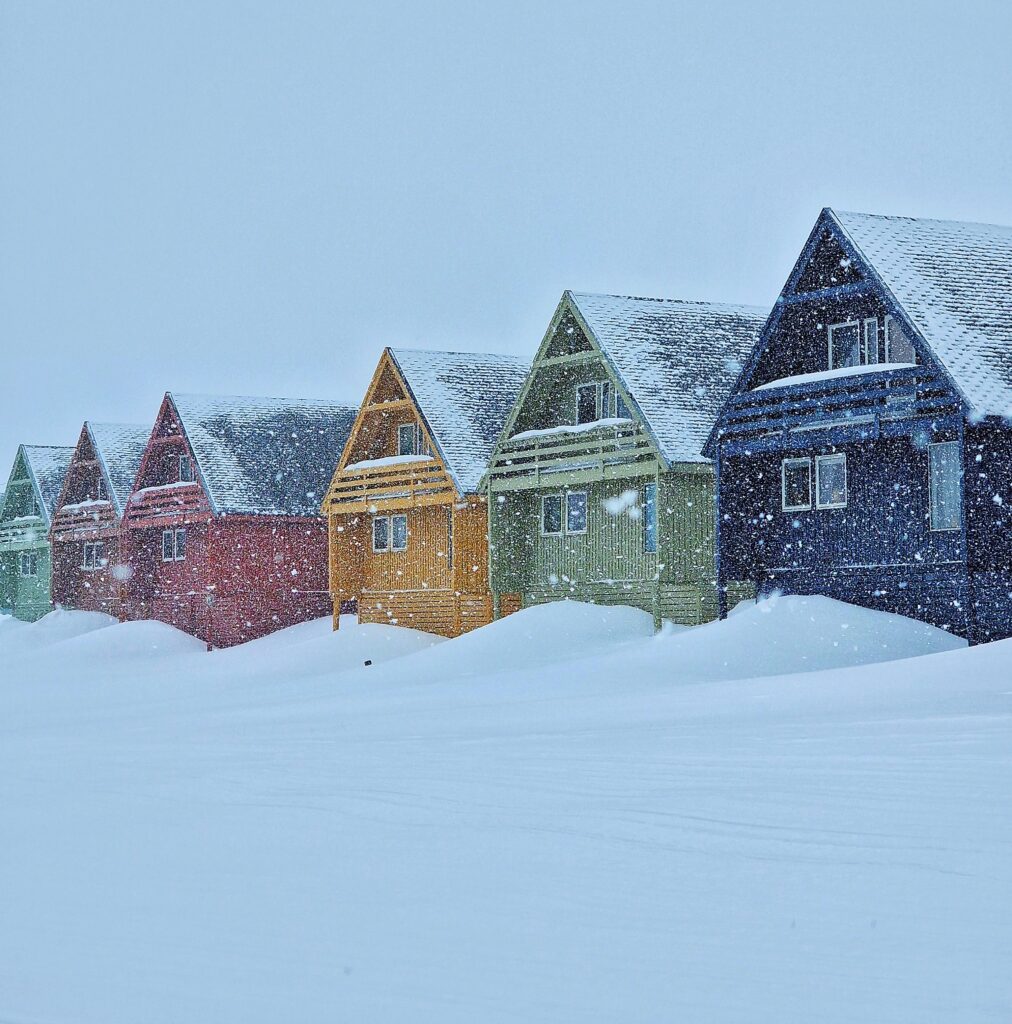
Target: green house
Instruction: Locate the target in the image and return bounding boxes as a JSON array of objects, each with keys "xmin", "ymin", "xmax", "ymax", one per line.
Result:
[
  {"xmin": 484, "ymin": 291, "xmax": 766, "ymax": 628},
  {"xmin": 0, "ymin": 445, "xmax": 75, "ymax": 621}
]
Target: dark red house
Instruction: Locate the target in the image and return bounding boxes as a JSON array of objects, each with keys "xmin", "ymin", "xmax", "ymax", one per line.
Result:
[
  {"xmin": 50, "ymin": 422, "xmax": 151, "ymax": 617},
  {"xmin": 122, "ymin": 392, "xmax": 357, "ymax": 647}
]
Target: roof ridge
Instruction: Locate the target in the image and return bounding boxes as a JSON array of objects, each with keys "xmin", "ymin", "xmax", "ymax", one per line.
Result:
[
  {"xmin": 569, "ymin": 290, "xmax": 767, "ymax": 313},
  {"xmin": 170, "ymin": 391, "xmax": 354, "ymax": 406},
  {"xmin": 833, "ymin": 207, "xmax": 1012, "ymax": 234}
]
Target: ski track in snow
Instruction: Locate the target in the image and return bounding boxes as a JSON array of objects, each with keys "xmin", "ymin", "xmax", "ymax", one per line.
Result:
[{"xmin": 0, "ymin": 600, "xmax": 1010, "ymax": 1023}]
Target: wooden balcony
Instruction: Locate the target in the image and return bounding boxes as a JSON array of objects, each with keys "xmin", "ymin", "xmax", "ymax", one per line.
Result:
[
  {"xmin": 0, "ymin": 515, "xmax": 47, "ymax": 551},
  {"xmin": 325, "ymin": 458, "xmax": 456, "ymax": 514},
  {"xmin": 124, "ymin": 481, "xmax": 209, "ymax": 523},
  {"xmin": 716, "ymin": 365, "xmax": 962, "ymax": 455},
  {"xmin": 51, "ymin": 499, "xmax": 118, "ymax": 541},
  {"xmin": 488, "ymin": 421, "xmax": 660, "ymax": 492}
]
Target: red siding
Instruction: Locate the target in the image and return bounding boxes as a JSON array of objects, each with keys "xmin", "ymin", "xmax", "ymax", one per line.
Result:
[{"xmin": 51, "ymin": 529, "xmax": 128, "ymax": 617}]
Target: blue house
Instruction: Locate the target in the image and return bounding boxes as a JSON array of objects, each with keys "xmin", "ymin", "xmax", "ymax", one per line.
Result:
[{"xmin": 707, "ymin": 208, "xmax": 1012, "ymax": 644}]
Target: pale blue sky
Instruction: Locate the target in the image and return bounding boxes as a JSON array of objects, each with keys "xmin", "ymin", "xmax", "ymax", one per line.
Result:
[{"xmin": 2, "ymin": 1, "xmax": 1010, "ymax": 463}]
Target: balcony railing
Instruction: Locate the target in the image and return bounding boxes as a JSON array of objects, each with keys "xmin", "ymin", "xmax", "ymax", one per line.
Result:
[{"xmin": 325, "ymin": 459, "xmax": 456, "ymax": 513}]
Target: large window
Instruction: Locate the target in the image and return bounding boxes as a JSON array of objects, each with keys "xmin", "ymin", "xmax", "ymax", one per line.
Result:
[
  {"xmin": 541, "ymin": 493, "xmax": 587, "ymax": 536},
  {"xmin": 541, "ymin": 495, "xmax": 563, "ymax": 536},
  {"xmin": 886, "ymin": 315, "xmax": 918, "ymax": 364},
  {"xmin": 576, "ymin": 384, "xmax": 599, "ymax": 424},
  {"xmin": 19, "ymin": 551, "xmax": 38, "ymax": 577},
  {"xmin": 816, "ymin": 454, "xmax": 848, "ymax": 509},
  {"xmin": 828, "ymin": 321, "xmax": 862, "ymax": 369},
  {"xmin": 82, "ymin": 541, "xmax": 105, "ymax": 570},
  {"xmin": 929, "ymin": 442, "xmax": 961, "ymax": 531},
  {"xmin": 643, "ymin": 482, "xmax": 658, "ymax": 553},
  {"xmin": 566, "ymin": 492, "xmax": 588, "ymax": 534},
  {"xmin": 781, "ymin": 458, "xmax": 812, "ymax": 511},
  {"xmin": 372, "ymin": 514, "xmax": 408, "ymax": 552},
  {"xmin": 162, "ymin": 528, "xmax": 186, "ymax": 562}
]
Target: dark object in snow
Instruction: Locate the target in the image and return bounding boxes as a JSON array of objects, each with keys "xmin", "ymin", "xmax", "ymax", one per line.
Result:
[{"xmin": 364, "ymin": 659, "xmax": 372, "ymax": 667}]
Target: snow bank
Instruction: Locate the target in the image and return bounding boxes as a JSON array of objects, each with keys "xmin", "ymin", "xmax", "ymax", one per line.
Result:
[{"xmin": 0, "ymin": 608, "xmax": 117, "ymax": 655}]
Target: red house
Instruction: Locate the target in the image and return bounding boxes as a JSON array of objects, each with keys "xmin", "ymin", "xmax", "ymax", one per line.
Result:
[
  {"xmin": 50, "ymin": 422, "xmax": 151, "ymax": 617},
  {"xmin": 122, "ymin": 392, "xmax": 357, "ymax": 648}
]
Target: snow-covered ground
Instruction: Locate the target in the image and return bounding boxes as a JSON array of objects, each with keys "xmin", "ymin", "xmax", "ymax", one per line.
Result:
[{"xmin": 1, "ymin": 598, "xmax": 1010, "ymax": 1023}]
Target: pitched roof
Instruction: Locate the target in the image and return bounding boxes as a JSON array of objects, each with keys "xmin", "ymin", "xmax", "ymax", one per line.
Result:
[
  {"xmin": 569, "ymin": 291, "xmax": 767, "ymax": 463},
  {"xmin": 21, "ymin": 445, "xmax": 75, "ymax": 521},
  {"xmin": 86, "ymin": 422, "xmax": 152, "ymax": 516},
  {"xmin": 388, "ymin": 349, "xmax": 529, "ymax": 494},
  {"xmin": 168, "ymin": 393, "xmax": 358, "ymax": 516},
  {"xmin": 831, "ymin": 209, "xmax": 1012, "ymax": 416}
]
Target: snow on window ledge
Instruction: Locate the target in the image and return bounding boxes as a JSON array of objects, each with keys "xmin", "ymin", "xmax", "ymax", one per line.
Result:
[{"xmin": 753, "ymin": 362, "xmax": 917, "ymax": 392}]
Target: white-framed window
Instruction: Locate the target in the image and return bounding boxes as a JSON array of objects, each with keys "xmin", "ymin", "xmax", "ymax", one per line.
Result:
[
  {"xmin": 397, "ymin": 423, "xmax": 418, "ymax": 457},
  {"xmin": 541, "ymin": 494, "xmax": 563, "ymax": 536},
  {"xmin": 815, "ymin": 453, "xmax": 848, "ymax": 509},
  {"xmin": 82, "ymin": 541, "xmax": 105, "ymax": 570},
  {"xmin": 19, "ymin": 551, "xmax": 38, "ymax": 577},
  {"xmin": 566, "ymin": 491, "xmax": 588, "ymax": 534},
  {"xmin": 929, "ymin": 441, "xmax": 961, "ymax": 531},
  {"xmin": 162, "ymin": 527, "xmax": 186, "ymax": 562},
  {"xmin": 372, "ymin": 514, "xmax": 408, "ymax": 552},
  {"xmin": 643, "ymin": 481, "xmax": 658, "ymax": 553},
  {"xmin": 576, "ymin": 383, "xmax": 599, "ymax": 424},
  {"xmin": 885, "ymin": 315, "xmax": 918, "ymax": 364},
  {"xmin": 828, "ymin": 320, "xmax": 863, "ymax": 370},
  {"xmin": 863, "ymin": 318, "xmax": 879, "ymax": 364},
  {"xmin": 179, "ymin": 454, "xmax": 194, "ymax": 483},
  {"xmin": 781, "ymin": 458, "xmax": 812, "ymax": 511}
]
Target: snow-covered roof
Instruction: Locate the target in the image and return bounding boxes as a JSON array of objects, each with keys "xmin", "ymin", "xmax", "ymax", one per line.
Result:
[
  {"xmin": 169, "ymin": 393, "xmax": 358, "ymax": 516},
  {"xmin": 86, "ymin": 423, "xmax": 152, "ymax": 516},
  {"xmin": 569, "ymin": 292, "xmax": 767, "ymax": 463},
  {"xmin": 21, "ymin": 445, "xmax": 75, "ymax": 522},
  {"xmin": 388, "ymin": 349, "xmax": 529, "ymax": 494},
  {"xmin": 831, "ymin": 209, "xmax": 1012, "ymax": 417}
]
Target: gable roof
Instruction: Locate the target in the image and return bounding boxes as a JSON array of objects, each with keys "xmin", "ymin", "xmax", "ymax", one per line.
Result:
[
  {"xmin": 85, "ymin": 422, "xmax": 152, "ymax": 516},
  {"xmin": 828, "ymin": 209, "xmax": 1012, "ymax": 417},
  {"xmin": 567, "ymin": 291, "xmax": 767, "ymax": 463},
  {"xmin": 16, "ymin": 445, "xmax": 75, "ymax": 523},
  {"xmin": 388, "ymin": 349, "xmax": 529, "ymax": 494},
  {"xmin": 167, "ymin": 393, "xmax": 358, "ymax": 516}
]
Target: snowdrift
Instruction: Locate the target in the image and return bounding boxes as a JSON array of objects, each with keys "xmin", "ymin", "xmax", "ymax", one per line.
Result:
[{"xmin": 0, "ymin": 608, "xmax": 117, "ymax": 655}]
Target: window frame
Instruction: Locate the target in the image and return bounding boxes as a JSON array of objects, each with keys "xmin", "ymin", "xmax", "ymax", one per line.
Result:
[
  {"xmin": 565, "ymin": 491, "xmax": 588, "ymax": 535},
  {"xmin": 928, "ymin": 441, "xmax": 962, "ymax": 532},
  {"xmin": 615, "ymin": 391, "xmax": 632, "ymax": 420},
  {"xmin": 391, "ymin": 513, "xmax": 408, "ymax": 552},
  {"xmin": 643, "ymin": 481, "xmax": 658, "ymax": 554},
  {"xmin": 372, "ymin": 513, "xmax": 408, "ymax": 553},
  {"xmin": 372, "ymin": 515, "xmax": 391, "ymax": 552},
  {"xmin": 397, "ymin": 423, "xmax": 418, "ymax": 457},
  {"xmin": 575, "ymin": 383, "xmax": 600, "ymax": 425},
  {"xmin": 162, "ymin": 528, "xmax": 186, "ymax": 562},
  {"xmin": 178, "ymin": 453, "xmax": 194, "ymax": 483},
  {"xmin": 827, "ymin": 320, "xmax": 863, "ymax": 370},
  {"xmin": 781, "ymin": 457, "xmax": 813, "ymax": 512},
  {"xmin": 19, "ymin": 551, "xmax": 38, "ymax": 577},
  {"xmin": 540, "ymin": 494, "xmax": 564, "ymax": 537},
  {"xmin": 862, "ymin": 318, "xmax": 879, "ymax": 365},
  {"xmin": 82, "ymin": 541, "xmax": 105, "ymax": 571},
  {"xmin": 815, "ymin": 453, "xmax": 848, "ymax": 510},
  {"xmin": 96, "ymin": 475, "xmax": 107, "ymax": 501},
  {"xmin": 885, "ymin": 314, "xmax": 918, "ymax": 365}
]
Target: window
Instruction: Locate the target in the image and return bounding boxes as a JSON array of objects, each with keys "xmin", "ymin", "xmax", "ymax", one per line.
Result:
[
  {"xmin": 179, "ymin": 454, "xmax": 194, "ymax": 483},
  {"xmin": 397, "ymin": 424, "xmax": 418, "ymax": 457},
  {"xmin": 566, "ymin": 492, "xmax": 588, "ymax": 534},
  {"xmin": 541, "ymin": 495, "xmax": 563, "ymax": 535},
  {"xmin": 576, "ymin": 384, "xmax": 599, "ymax": 424},
  {"xmin": 162, "ymin": 528, "xmax": 186, "ymax": 561},
  {"xmin": 615, "ymin": 392, "xmax": 632, "ymax": 420},
  {"xmin": 601, "ymin": 381, "xmax": 613, "ymax": 418},
  {"xmin": 643, "ymin": 482, "xmax": 658, "ymax": 553},
  {"xmin": 96, "ymin": 475, "xmax": 106, "ymax": 501},
  {"xmin": 816, "ymin": 454, "xmax": 848, "ymax": 509},
  {"xmin": 372, "ymin": 514, "xmax": 408, "ymax": 552},
  {"xmin": 82, "ymin": 541, "xmax": 105, "ymax": 570},
  {"xmin": 929, "ymin": 442, "xmax": 961, "ymax": 531},
  {"xmin": 886, "ymin": 315, "xmax": 918, "ymax": 364},
  {"xmin": 782, "ymin": 458, "xmax": 812, "ymax": 511},
  {"xmin": 828, "ymin": 321, "xmax": 862, "ymax": 369},
  {"xmin": 863, "ymin": 319, "xmax": 879, "ymax": 364},
  {"xmin": 19, "ymin": 551, "xmax": 38, "ymax": 577}
]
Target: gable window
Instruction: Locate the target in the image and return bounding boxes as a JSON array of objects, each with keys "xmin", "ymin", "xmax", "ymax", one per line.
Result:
[
  {"xmin": 886, "ymin": 315, "xmax": 918, "ymax": 364},
  {"xmin": 929, "ymin": 442, "xmax": 961, "ymax": 531},
  {"xmin": 782, "ymin": 458, "xmax": 812, "ymax": 511},
  {"xmin": 541, "ymin": 495, "xmax": 563, "ymax": 536},
  {"xmin": 19, "ymin": 551, "xmax": 38, "ymax": 577},
  {"xmin": 96, "ymin": 475, "xmax": 106, "ymax": 501},
  {"xmin": 82, "ymin": 541, "xmax": 105, "ymax": 570},
  {"xmin": 565, "ymin": 492, "xmax": 588, "ymax": 534},
  {"xmin": 576, "ymin": 383, "xmax": 599, "ymax": 424},
  {"xmin": 815, "ymin": 454, "xmax": 847, "ymax": 509},
  {"xmin": 828, "ymin": 321, "xmax": 863, "ymax": 369},
  {"xmin": 615, "ymin": 392, "xmax": 632, "ymax": 420},
  {"xmin": 601, "ymin": 381, "xmax": 613, "ymax": 418},
  {"xmin": 863, "ymin": 319, "xmax": 879, "ymax": 364},
  {"xmin": 162, "ymin": 528, "xmax": 186, "ymax": 562},
  {"xmin": 372, "ymin": 514, "xmax": 408, "ymax": 552},
  {"xmin": 643, "ymin": 482, "xmax": 658, "ymax": 553},
  {"xmin": 178, "ymin": 454, "xmax": 194, "ymax": 483},
  {"xmin": 397, "ymin": 424, "xmax": 418, "ymax": 457}
]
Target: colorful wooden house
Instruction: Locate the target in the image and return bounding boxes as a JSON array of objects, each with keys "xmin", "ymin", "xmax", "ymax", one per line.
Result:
[
  {"xmin": 49, "ymin": 422, "xmax": 151, "ymax": 617},
  {"xmin": 0, "ymin": 445, "xmax": 75, "ymax": 621},
  {"xmin": 323, "ymin": 347, "xmax": 528, "ymax": 636},
  {"xmin": 708, "ymin": 208, "xmax": 1012, "ymax": 643},
  {"xmin": 483, "ymin": 291, "xmax": 766, "ymax": 627},
  {"xmin": 122, "ymin": 392, "xmax": 357, "ymax": 647}
]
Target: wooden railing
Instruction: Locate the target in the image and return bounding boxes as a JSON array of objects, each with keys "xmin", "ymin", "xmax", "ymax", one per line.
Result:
[
  {"xmin": 51, "ymin": 501, "xmax": 118, "ymax": 539},
  {"xmin": 488, "ymin": 422, "xmax": 657, "ymax": 490},
  {"xmin": 125, "ymin": 482, "xmax": 207, "ymax": 521},
  {"xmin": 0, "ymin": 516, "xmax": 47, "ymax": 550},
  {"xmin": 325, "ymin": 460, "xmax": 456, "ymax": 513}
]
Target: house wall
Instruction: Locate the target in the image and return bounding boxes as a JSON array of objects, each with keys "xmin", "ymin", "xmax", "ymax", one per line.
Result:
[
  {"xmin": 0, "ymin": 543, "xmax": 53, "ymax": 621},
  {"xmin": 51, "ymin": 529, "xmax": 126, "ymax": 616}
]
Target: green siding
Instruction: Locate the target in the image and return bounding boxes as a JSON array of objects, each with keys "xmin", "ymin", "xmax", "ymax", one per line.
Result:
[
  {"xmin": 0, "ymin": 544, "xmax": 53, "ymax": 621},
  {"xmin": 0, "ymin": 451, "xmax": 56, "ymax": 622}
]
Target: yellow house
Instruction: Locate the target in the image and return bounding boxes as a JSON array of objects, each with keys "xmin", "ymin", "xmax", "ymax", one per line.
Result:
[{"xmin": 323, "ymin": 347, "xmax": 527, "ymax": 637}]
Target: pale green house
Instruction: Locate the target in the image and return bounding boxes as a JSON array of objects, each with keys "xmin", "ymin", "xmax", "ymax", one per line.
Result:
[
  {"xmin": 483, "ymin": 291, "xmax": 765, "ymax": 628},
  {"xmin": 0, "ymin": 445, "xmax": 75, "ymax": 621}
]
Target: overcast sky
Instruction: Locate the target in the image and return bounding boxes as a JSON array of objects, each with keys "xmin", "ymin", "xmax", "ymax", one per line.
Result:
[{"xmin": 2, "ymin": 1, "xmax": 1010, "ymax": 464}]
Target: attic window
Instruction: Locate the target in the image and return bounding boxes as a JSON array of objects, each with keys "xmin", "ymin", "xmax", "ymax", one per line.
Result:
[
  {"xmin": 829, "ymin": 319, "xmax": 880, "ymax": 370},
  {"xmin": 398, "ymin": 424, "xmax": 418, "ymax": 456},
  {"xmin": 576, "ymin": 384, "xmax": 599, "ymax": 424},
  {"xmin": 179, "ymin": 454, "xmax": 194, "ymax": 483},
  {"xmin": 885, "ymin": 316, "xmax": 918, "ymax": 364},
  {"xmin": 96, "ymin": 475, "xmax": 106, "ymax": 501}
]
